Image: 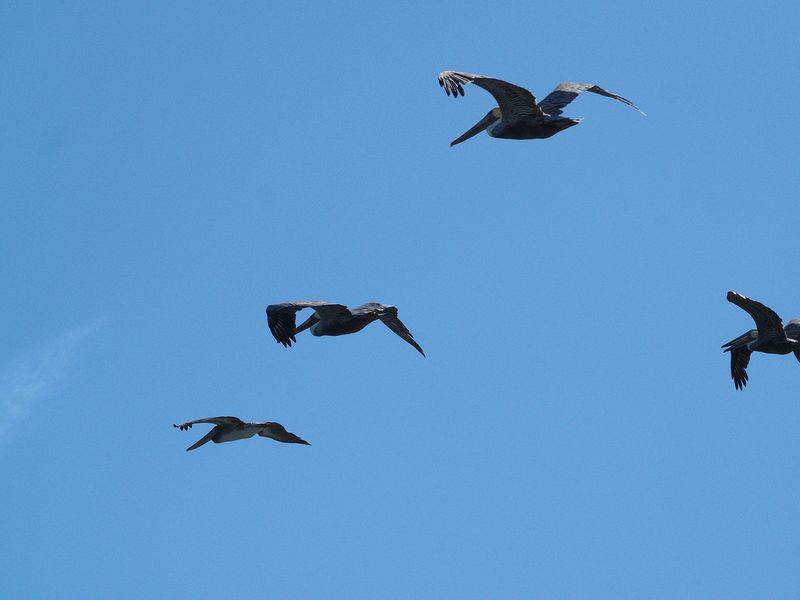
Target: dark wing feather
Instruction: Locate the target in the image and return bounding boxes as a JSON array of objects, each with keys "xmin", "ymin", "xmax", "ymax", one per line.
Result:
[
  {"xmin": 258, "ymin": 422, "xmax": 311, "ymax": 445},
  {"xmin": 730, "ymin": 347, "xmax": 752, "ymax": 390},
  {"xmin": 375, "ymin": 306, "xmax": 425, "ymax": 356},
  {"xmin": 438, "ymin": 71, "xmax": 544, "ymax": 121},
  {"xmin": 266, "ymin": 301, "xmax": 350, "ymax": 347},
  {"xmin": 267, "ymin": 303, "xmax": 302, "ymax": 347},
  {"xmin": 726, "ymin": 292, "xmax": 786, "ymax": 342},
  {"xmin": 173, "ymin": 416, "xmax": 244, "ymax": 431},
  {"xmin": 309, "ymin": 303, "xmax": 352, "ymax": 319},
  {"xmin": 538, "ymin": 82, "xmax": 644, "ymax": 116}
]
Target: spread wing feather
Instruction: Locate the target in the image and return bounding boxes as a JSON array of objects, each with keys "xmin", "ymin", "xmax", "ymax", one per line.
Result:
[
  {"xmin": 266, "ymin": 301, "xmax": 350, "ymax": 347},
  {"xmin": 730, "ymin": 347, "xmax": 751, "ymax": 390},
  {"xmin": 538, "ymin": 82, "xmax": 644, "ymax": 116},
  {"xmin": 258, "ymin": 422, "xmax": 311, "ymax": 445},
  {"xmin": 438, "ymin": 71, "xmax": 544, "ymax": 121},
  {"xmin": 349, "ymin": 303, "xmax": 425, "ymax": 356},
  {"xmin": 173, "ymin": 416, "xmax": 244, "ymax": 431},
  {"xmin": 726, "ymin": 292, "xmax": 786, "ymax": 342}
]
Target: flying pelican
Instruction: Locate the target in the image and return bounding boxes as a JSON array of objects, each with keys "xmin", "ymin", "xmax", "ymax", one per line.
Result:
[
  {"xmin": 722, "ymin": 291, "xmax": 800, "ymax": 390},
  {"xmin": 266, "ymin": 301, "xmax": 425, "ymax": 356},
  {"xmin": 173, "ymin": 416, "xmax": 311, "ymax": 451},
  {"xmin": 438, "ymin": 71, "xmax": 644, "ymax": 146}
]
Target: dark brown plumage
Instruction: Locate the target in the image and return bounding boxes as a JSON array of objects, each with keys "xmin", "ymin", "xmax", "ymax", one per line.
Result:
[
  {"xmin": 173, "ymin": 416, "xmax": 310, "ymax": 451},
  {"xmin": 266, "ymin": 301, "xmax": 424, "ymax": 356},
  {"xmin": 721, "ymin": 291, "xmax": 800, "ymax": 390},
  {"xmin": 438, "ymin": 70, "xmax": 643, "ymax": 145}
]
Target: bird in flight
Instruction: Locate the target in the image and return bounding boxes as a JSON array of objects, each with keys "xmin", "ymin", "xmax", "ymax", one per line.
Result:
[
  {"xmin": 266, "ymin": 301, "xmax": 425, "ymax": 356},
  {"xmin": 173, "ymin": 416, "xmax": 311, "ymax": 451},
  {"xmin": 438, "ymin": 70, "xmax": 644, "ymax": 146},
  {"xmin": 721, "ymin": 291, "xmax": 800, "ymax": 390}
]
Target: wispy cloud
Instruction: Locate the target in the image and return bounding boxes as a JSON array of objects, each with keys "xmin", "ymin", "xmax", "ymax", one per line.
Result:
[{"xmin": 0, "ymin": 322, "xmax": 100, "ymax": 435}]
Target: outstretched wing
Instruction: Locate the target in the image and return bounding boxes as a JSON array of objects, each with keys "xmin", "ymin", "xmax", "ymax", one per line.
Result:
[
  {"xmin": 726, "ymin": 291, "xmax": 786, "ymax": 342},
  {"xmin": 266, "ymin": 301, "xmax": 350, "ymax": 347},
  {"xmin": 730, "ymin": 347, "xmax": 752, "ymax": 390},
  {"xmin": 438, "ymin": 71, "xmax": 544, "ymax": 121},
  {"xmin": 352, "ymin": 303, "xmax": 425, "ymax": 356},
  {"xmin": 381, "ymin": 316, "xmax": 425, "ymax": 356},
  {"xmin": 538, "ymin": 82, "xmax": 644, "ymax": 116},
  {"xmin": 173, "ymin": 416, "xmax": 244, "ymax": 431},
  {"xmin": 258, "ymin": 422, "xmax": 311, "ymax": 445}
]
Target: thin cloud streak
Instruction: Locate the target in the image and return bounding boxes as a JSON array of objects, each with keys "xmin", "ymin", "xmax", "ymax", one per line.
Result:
[{"xmin": 0, "ymin": 322, "xmax": 100, "ymax": 434}]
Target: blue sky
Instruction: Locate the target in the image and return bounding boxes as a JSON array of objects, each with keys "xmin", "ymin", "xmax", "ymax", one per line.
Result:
[{"xmin": 2, "ymin": 1, "xmax": 800, "ymax": 597}]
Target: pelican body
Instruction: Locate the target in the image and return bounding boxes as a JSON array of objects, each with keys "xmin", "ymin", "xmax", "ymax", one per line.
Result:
[
  {"xmin": 173, "ymin": 416, "xmax": 310, "ymax": 451},
  {"xmin": 438, "ymin": 71, "xmax": 643, "ymax": 146},
  {"xmin": 306, "ymin": 307, "xmax": 377, "ymax": 337},
  {"xmin": 494, "ymin": 117, "xmax": 580, "ymax": 140},
  {"xmin": 721, "ymin": 291, "xmax": 800, "ymax": 390},
  {"xmin": 266, "ymin": 301, "xmax": 425, "ymax": 356},
  {"xmin": 484, "ymin": 107, "xmax": 579, "ymax": 140}
]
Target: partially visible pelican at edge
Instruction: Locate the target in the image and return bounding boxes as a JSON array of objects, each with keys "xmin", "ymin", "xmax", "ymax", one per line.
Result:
[
  {"xmin": 722, "ymin": 291, "xmax": 800, "ymax": 390},
  {"xmin": 438, "ymin": 70, "xmax": 644, "ymax": 146},
  {"xmin": 173, "ymin": 416, "xmax": 311, "ymax": 451},
  {"xmin": 266, "ymin": 301, "xmax": 424, "ymax": 356}
]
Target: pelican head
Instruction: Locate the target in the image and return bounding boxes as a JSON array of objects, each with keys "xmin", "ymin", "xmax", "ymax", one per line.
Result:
[{"xmin": 450, "ymin": 107, "xmax": 502, "ymax": 147}]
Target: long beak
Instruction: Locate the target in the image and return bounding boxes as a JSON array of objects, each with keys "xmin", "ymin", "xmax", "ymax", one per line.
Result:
[
  {"xmin": 294, "ymin": 313, "xmax": 319, "ymax": 335},
  {"xmin": 450, "ymin": 109, "xmax": 497, "ymax": 147},
  {"xmin": 185, "ymin": 430, "xmax": 216, "ymax": 451},
  {"xmin": 721, "ymin": 330, "xmax": 755, "ymax": 350}
]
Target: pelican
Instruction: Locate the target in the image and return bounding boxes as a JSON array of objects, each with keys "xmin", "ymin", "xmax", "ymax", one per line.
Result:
[
  {"xmin": 722, "ymin": 291, "xmax": 800, "ymax": 390},
  {"xmin": 438, "ymin": 71, "xmax": 644, "ymax": 146},
  {"xmin": 266, "ymin": 301, "xmax": 424, "ymax": 356},
  {"xmin": 173, "ymin": 416, "xmax": 310, "ymax": 451}
]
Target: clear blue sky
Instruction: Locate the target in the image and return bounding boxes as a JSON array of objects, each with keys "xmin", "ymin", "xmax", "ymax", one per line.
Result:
[{"xmin": 2, "ymin": 1, "xmax": 799, "ymax": 597}]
